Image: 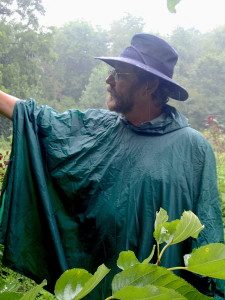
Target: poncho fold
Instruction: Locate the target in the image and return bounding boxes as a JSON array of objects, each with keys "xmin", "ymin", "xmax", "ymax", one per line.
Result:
[{"xmin": 0, "ymin": 100, "xmax": 224, "ymax": 299}]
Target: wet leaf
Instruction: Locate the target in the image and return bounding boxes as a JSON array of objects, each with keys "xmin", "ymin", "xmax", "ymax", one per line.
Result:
[
  {"xmin": 117, "ymin": 251, "xmax": 140, "ymax": 270},
  {"xmin": 55, "ymin": 264, "xmax": 109, "ymax": 300}
]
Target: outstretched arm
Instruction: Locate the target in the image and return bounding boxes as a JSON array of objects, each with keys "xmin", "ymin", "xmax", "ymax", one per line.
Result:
[{"xmin": 0, "ymin": 90, "xmax": 18, "ymax": 119}]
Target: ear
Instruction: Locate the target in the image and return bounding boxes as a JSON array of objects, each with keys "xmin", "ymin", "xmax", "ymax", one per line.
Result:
[{"xmin": 145, "ymin": 79, "xmax": 159, "ymax": 95}]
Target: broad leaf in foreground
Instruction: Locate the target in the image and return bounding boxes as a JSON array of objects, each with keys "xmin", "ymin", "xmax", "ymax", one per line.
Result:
[
  {"xmin": 55, "ymin": 264, "xmax": 110, "ymax": 300},
  {"xmin": 112, "ymin": 284, "xmax": 186, "ymax": 299},
  {"xmin": 187, "ymin": 243, "xmax": 225, "ymax": 279},
  {"xmin": 112, "ymin": 263, "xmax": 211, "ymax": 300},
  {"xmin": 117, "ymin": 250, "xmax": 140, "ymax": 270},
  {"xmin": 171, "ymin": 211, "xmax": 204, "ymax": 244}
]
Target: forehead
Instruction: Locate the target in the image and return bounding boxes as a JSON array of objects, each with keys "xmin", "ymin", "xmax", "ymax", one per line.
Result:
[{"xmin": 114, "ymin": 62, "xmax": 136, "ymax": 72}]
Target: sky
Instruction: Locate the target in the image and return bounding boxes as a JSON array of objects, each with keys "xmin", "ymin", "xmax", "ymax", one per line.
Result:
[{"xmin": 40, "ymin": 0, "xmax": 225, "ymax": 35}]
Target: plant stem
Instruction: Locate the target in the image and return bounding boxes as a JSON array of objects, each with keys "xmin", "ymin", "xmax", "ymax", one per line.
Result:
[
  {"xmin": 156, "ymin": 241, "xmax": 172, "ymax": 265},
  {"xmin": 157, "ymin": 242, "xmax": 160, "ymax": 261},
  {"xmin": 167, "ymin": 266, "xmax": 188, "ymax": 271}
]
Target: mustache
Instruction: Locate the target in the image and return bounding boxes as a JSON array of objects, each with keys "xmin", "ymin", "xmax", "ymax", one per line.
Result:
[{"xmin": 107, "ymin": 87, "xmax": 117, "ymax": 98}]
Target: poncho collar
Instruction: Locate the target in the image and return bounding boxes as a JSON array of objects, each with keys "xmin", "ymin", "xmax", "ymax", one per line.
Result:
[{"xmin": 121, "ymin": 104, "xmax": 189, "ymax": 135}]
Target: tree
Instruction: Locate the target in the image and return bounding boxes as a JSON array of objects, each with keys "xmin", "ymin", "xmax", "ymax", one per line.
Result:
[
  {"xmin": 167, "ymin": 0, "xmax": 182, "ymax": 13},
  {"xmin": 108, "ymin": 13, "xmax": 145, "ymax": 55},
  {"xmin": 79, "ymin": 64, "xmax": 108, "ymax": 110},
  {"xmin": 0, "ymin": 0, "xmax": 45, "ymax": 28},
  {"xmin": 52, "ymin": 21, "xmax": 108, "ymax": 101}
]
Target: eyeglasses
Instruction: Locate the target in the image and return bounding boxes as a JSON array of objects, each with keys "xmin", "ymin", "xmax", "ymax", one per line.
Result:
[{"xmin": 108, "ymin": 69, "xmax": 135, "ymax": 81}]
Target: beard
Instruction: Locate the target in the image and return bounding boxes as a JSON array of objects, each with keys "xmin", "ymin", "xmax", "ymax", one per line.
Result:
[{"xmin": 106, "ymin": 88, "xmax": 135, "ymax": 114}]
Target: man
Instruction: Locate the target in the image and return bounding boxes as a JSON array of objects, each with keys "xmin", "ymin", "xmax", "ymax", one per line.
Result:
[{"xmin": 0, "ymin": 33, "xmax": 224, "ymax": 298}]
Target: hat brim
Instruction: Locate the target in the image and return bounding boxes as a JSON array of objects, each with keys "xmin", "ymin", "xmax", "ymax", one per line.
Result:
[{"xmin": 95, "ymin": 56, "xmax": 188, "ymax": 101}]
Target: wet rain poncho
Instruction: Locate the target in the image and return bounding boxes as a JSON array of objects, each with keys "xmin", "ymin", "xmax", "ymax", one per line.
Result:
[{"xmin": 0, "ymin": 100, "xmax": 224, "ymax": 299}]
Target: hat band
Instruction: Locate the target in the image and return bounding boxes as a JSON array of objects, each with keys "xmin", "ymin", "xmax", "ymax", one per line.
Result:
[{"xmin": 120, "ymin": 46, "xmax": 173, "ymax": 78}]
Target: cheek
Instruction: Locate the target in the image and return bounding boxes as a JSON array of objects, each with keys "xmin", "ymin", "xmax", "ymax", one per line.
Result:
[{"xmin": 115, "ymin": 82, "xmax": 131, "ymax": 96}]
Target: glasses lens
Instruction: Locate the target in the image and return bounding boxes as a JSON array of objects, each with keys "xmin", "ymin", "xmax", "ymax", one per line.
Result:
[{"xmin": 108, "ymin": 69, "xmax": 116, "ymax": 77}]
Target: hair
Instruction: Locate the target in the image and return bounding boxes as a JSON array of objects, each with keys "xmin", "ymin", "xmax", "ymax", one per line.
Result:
[{"xmin": 134, "ymin": 68, "xmax": 169, "ymax": 106}]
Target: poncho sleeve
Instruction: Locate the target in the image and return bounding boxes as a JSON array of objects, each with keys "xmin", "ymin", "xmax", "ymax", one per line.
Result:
[{"xmin": 0, "ymin": 99, "xmax": 90, "ymax": 288}]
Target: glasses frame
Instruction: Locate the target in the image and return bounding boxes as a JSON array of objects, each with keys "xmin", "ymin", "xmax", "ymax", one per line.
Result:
[{"xmin": 108, "ymin": 69, "xmax": 136, "ymax": 81}]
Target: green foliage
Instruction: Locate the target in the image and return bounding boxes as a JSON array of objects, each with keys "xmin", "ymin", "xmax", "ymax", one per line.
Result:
[
  {"xmin": 167, "ymin": 0, "xmax": 182, "ymax": 13},
  {"xmin": 111, "ymin": 285, "xmax": 186, "ymax": 300},
  {"xmin": 0, "ymin": 137, "xmax": 11, "ymax": 190},
  {"xmin": 52, "ymin": 21, "xmax": 108, "ymax": 101},
  {"xmin": 203, "ymin": 120, "xmax": 225, "ymax": 229},
  {"xmin": 0, "ymin": 0, "xmax": 45, "ymax": 28},
  {"xmin": 108, "ymin": 13, "xmax": 145, "ymax": 55},
  {"xmin": 79, "ymin": 64, "xmax": 108, "ymax": 110},
  {"xmin": 154, "ymin": 209, "xmax": 204, "ymax": 245},
  {"xmin": 111, "ymin": 262, "xmax": 210, "ymax": 300},
  {"xmin": 2, "ymin": 209, "xmax": 225, "ymax": 299},
  {"xmin": 55, "ymin": 265, "xmax": 109, "ymax": 300}
]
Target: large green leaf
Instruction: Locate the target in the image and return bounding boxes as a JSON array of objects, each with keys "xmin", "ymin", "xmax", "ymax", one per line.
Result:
[
  {"xmin": 112, "ymin": 284, "xmax": 186, "ymax": 299},
  {"xmin": 187, "ymin": 243, "xmax": 225, "ymax": 279},
  {"xmin": 117, "ymin": 251, "xmax": 140, "ymax": 270},
  {"xmin": 55, "ymin": 264, "xmax": 110, "ymax": 300},
  {"xmin": 20, "ymin": 280, "xmax": 47, "ymax": 300},
  {"xmin": 171, "ymin": 211, "xmax": 204, "ymax": 244},
  {"xmin": 112, "ymin": 264, "xmax": 211, "ymax": 300},
  {"xmin": 167, "ymin": 0, "xmax": 182, "ymax": 13},
  {"xmin": 55, "ymin": 269, "xmax": 91, "ymax": 300}
]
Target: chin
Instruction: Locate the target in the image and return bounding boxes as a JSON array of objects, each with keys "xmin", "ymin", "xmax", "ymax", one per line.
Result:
[{"xmin": 106, "ymin": 96, "xmax": 117, "ymax": 111}]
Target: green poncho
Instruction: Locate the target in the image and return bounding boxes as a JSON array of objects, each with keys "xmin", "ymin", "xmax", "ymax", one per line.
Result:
[{"xmin": 0, "ymin": 100, "xmax": 224, "ymax": 298}]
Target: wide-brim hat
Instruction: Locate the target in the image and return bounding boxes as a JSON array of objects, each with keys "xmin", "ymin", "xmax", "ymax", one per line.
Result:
[{"xmin": 96, "ymin": 33, "xmax": 188, "ymax": 101}]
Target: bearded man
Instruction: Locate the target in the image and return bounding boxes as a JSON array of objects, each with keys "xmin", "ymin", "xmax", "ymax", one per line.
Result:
[{"xmin": 0, "ymin": 33, "xmax": 224, "ymax": 299}]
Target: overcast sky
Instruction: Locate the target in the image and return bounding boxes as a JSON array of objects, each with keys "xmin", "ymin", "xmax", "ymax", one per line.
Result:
[{"xmin": 40, "ymin": 0, "xmax": 225, "ymax": 35}]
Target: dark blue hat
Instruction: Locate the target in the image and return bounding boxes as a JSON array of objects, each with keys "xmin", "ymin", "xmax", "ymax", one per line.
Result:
[{"xmin": 96, "ymin": 33, "xmax": 188, "ymax": 101}]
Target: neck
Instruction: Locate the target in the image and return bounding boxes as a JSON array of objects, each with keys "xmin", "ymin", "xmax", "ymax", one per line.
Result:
[{"xmin": 124, "ymin": 100, "xmax": 163, "ymax": 126}]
